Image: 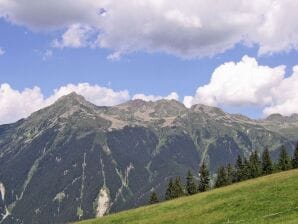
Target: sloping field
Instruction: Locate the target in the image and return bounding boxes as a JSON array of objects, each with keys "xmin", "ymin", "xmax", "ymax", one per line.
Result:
[{"xmin": 78, "ymin": 169, "xmax": 298, "ymax": 224}]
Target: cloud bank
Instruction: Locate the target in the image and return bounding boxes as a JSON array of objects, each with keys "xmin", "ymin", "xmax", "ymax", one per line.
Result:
[
  {"xmin": 184, "ymin": 56, "xmax": 298, "ymax": 116},
  {"xmin": 1, "ymin": 0, "xmax": 298, "ymax": 57}
]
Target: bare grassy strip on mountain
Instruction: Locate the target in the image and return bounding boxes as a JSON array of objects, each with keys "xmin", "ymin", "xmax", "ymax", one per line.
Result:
[{"xmin": 77, "ymin": 169, "xmax": 298, "ymax": 224}]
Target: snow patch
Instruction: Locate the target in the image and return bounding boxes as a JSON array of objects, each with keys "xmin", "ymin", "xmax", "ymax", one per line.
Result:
[{"xmin": 96, "ymin": 187, "xmax": 110, "ymax": 217}]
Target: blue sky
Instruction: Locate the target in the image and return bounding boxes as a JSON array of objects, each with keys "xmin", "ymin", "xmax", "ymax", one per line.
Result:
[{"xmin": 0, "ymin": 1, "xmax": 298, "ymax": 124}]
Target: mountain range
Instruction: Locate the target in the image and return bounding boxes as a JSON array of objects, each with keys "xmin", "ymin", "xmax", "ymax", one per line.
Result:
[{"xmin": 0, "ymin": 92, "xmax": 297, "ymax": 224}]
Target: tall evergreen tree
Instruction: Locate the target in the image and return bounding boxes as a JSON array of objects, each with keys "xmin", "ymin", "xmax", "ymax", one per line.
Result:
[
  {"xmin": 242, "ymin": 158, "xmax": 250, "ymax": 180},
  {"xmin": 278, "ymin": 146, "xmax": 292, "ymax": 171},
  {"xmin": 235, "ymin": 155, "xmax": 243, "ymax": 182},
  {"xmin": 214, "ymin": 166, "xmax": 228, "ymax": 188},
  {"xmin": 149, "ymin": 191, "xmax": 159, "ymax": 204},
  {"xmin": 165, "ymin": 178, "xmax": 174, "ymax": 200},
  {"xmin": 198, "ymin": 161, "xmax": 210, "ymax": 192},
  {"xmin": 292, "ymin": 142, "xmax": 298, "ymax": 169},
  {"xmin": 248, "ymin": 151, "xmax": 261, "ymax": 178},
  {"xmin": 186, "ymin": 170, "xmax": 197, "ymax": 195},
  {"xmin": 261, "ymin": 147, "xmax": 273, "ymax": 175},
  {"xmin": 226, "ymin": 163, "xmax": 235, "ymax": 184},
  {"xmin": 173, "ymin": 176, "xmax": 184, "ymax": 198}
]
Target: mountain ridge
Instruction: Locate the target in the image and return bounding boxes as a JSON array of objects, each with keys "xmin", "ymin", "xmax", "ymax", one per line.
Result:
[{"xmin": 0, "ymin": 92, "xmax": 297, "ymax": 224}]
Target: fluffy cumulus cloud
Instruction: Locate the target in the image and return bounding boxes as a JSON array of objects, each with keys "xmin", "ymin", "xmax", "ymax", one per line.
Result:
[
  {"xmin": 52, "ymin": 24, "xmax": 95, "ymax": 48},
  {"xmin": 0, "ymin": 0, "xmax": 298, "ymax": 57},
  {"xmin": 132, "ymin": 92, "xmax": 179, "ymax": 102},
  {"xmin": 0, "ymin": 83, "xmax": 130, "ymax": 124},
  {"xmin": 184, "ymin": 56, "xmax": 298, "ymax": 116},
  {"xmin": 263, "ymin": 66, "xmax": 298, "ymax": 116}
]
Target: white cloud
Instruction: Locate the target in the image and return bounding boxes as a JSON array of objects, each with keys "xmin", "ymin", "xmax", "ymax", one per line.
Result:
[
  {"xmin": 1, "ymin": 0, "xmax": 298, "ymax": 57},
  {"xmin": 184, "ymin": 55, "xmax": 298, "ymax": 116},
  {"xmin": 0, "ymin": 83, "xmax": 130, "ymax": 124},
  {"xmin": 0, "ymin": 84, "xmax": 45, "ymax": 125},
  {"xmin": 48, "ymin": 83, "xmax": 130, "ymax": 106},
  {"xmin": 263, "ymin": 66, "xmax": 298, "ymax": 116},
  {"xmin": 132, "ymin": 92, "xmax": 179, "ymax": 102},
  {"xmin": 53, "ymin": 24, "xmax": 94, "ymax": 48},
  {"xmin": 184, "ymin": 55, "xmax": 285, "ymax": 107},
  {"xmin": 0, "ymin": 47, "xmax": 5, "ymax": 55}
]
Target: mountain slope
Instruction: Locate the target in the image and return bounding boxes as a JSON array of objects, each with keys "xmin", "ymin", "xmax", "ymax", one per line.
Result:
[
  {"xmin": 0, "ymin": 93, "xmax": 297, "ymax": 224},
  {"xmin": 78, "ymin": 169, "xmax": 298, "ymax": 224}
]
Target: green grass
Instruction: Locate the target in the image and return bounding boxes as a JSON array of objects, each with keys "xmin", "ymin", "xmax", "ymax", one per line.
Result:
[{"xmin": 78, "ymin": 169, "xmax": 298, "ymax": 224}]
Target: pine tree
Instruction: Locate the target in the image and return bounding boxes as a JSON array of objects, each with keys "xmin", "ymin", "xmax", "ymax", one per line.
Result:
[
  {"xmin": 226, "ymin": 163, "xmax": 235, "ymax": 184},
  {"xmin": 278, "ymin": 146, "xmax": 292, "ymax": 171},
  {"xmin": 235, "ymin": 155, "xmax": 243, "ymax": 182},
  {"xmin": 242, "ymin": 158, "xmax": 250, "ymax": 180},
  {"xmin": 292, "ymin": 142, "xmax": 298, "ymax": 169},
  {"xmin": 186, "ymin": 170, "xmax": 197, "ymax": 195},
  {"xmin": 214, "ymin": 166, "xmax": 228, "ymax": 188},
  {"xmin": 198, "ymin": 161, "xmax": 210, "ymax": 192},
  {"xmin": 248, "ymin": 151, "xmax": 261, "ymax": 178},
  {"xmin": 261, "ymin": 147, "xmax": 273, "ymax": 175},
  {"xmin": 173, "ymin": 176, "xmax": 184, "ymax": 198},
  {"xmin": 165, "ymin": 178, "xmax": 174, "ymax": 200},
  {"xmin": 149, "ymin": 191, "xmax": 159, "ymax": 204}
]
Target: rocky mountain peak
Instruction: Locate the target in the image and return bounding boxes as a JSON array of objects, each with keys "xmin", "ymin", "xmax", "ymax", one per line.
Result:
[
  {"xmin": 265, "ymin": 113, "xmax": 283, "ymax": 121},
  {"xmin": 55, "ymin": 92, "xmax": 91, "ymax": 107},
  {"xmin": 190, "ymin": 104, "xmax": 227, "ymax": 117}
]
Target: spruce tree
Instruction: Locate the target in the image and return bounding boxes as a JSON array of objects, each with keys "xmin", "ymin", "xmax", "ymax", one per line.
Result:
[
  {"xmin": 173, "ymin": 176, "xmax": 184, "ymax": 198},
  {"xmin": 226, "ymin": 163, "xmax": 235, "ymax": 184},
  {"xmin": 165, "ymin": 178, "xmax": 174, "ymax": 200},
  {"xmin": 186, "ymin": 170, "xmax": 197, "ymax": 195},
  {"xmin": 278, "ymin": 146, "xmax": 292, "ymax": 171},
  {"xmin": 248, "ymin": 151, "xmax": 261, "ymax": 178},
  {"xmin": 149, "ymin": 191, "xmax": 159, "ymax": 204},
  {"xmin": 242, "ymin": 158, "xmax": 250, "ymax": 180},
  {"xmin": 235, "ymin": 155, "xmax": 243, "ymax": 182},
  {"xmin": 292, "ymin": 142, "xmax": 298, "ymax": 169},
  {"xmin": 261, "ymin": 147, "xmax": 273, "ymax": 175},
  {"xmin": 198, "ymin": 161, "xmax": 210, "ymax": 192},
  {"xmin": 214, "ymin": 166, "xmax": 228, "ymax": 188}
]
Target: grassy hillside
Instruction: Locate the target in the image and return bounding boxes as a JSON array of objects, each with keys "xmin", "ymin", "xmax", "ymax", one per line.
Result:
[{"xmin": 78, "ymin": 169, "xmax": 298, "ymax": 224}]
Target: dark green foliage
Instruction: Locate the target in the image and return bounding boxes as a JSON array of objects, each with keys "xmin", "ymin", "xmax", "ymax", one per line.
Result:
[
  {"xmin": 235, "ymin": 155, "xmax": 243, "ymax": 181},
  {"xmin": 242, "ymin": 158, "xmax": 251, "ymax": 180},
  {"xmin": 214, "ymin": 166, "xmax": 228, "ymax": 188},
  {"xmin": 165, "ymin": 178, "xmax": 174, "ymax": 200},
  {"xmin": 198, "ymin": 162, "xmax": 210, "ymax": 192},
  {"xmin": 248, "ymin": 151, "xmax": 261, "ymax": 178},
  {"xmin": 149, "ymin": 192, "xmax": 159, "ymax": 204},
  {"xmin": 278, "ymin": 146, "xmax": 292, "ymax": 171},
  {"xmin": 186, "ymin": 170, "xmax": 197, "ymax": 195},
  {"xmin": 165, "ymin": 177, "xmax": 184, "ymax": 200},
  {"xmin": 262, "ymin": 148, "xmax": 273, "ymax": 175},
  {"xmin": 226, "ymin": 163, "xmax": 236, "ymax": 184},
  {"xmin": 173, "ymin": 177, "xmax": 185, "ymax": 198},
  {"xmin": 292, "ymin": 142, "xmax": 298, "ymax": 169}
]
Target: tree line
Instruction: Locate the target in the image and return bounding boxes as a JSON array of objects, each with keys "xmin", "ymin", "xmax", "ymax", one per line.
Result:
[{"xmin": 149, "ymin": 143, "xmax": 298, "ymax": 204}]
